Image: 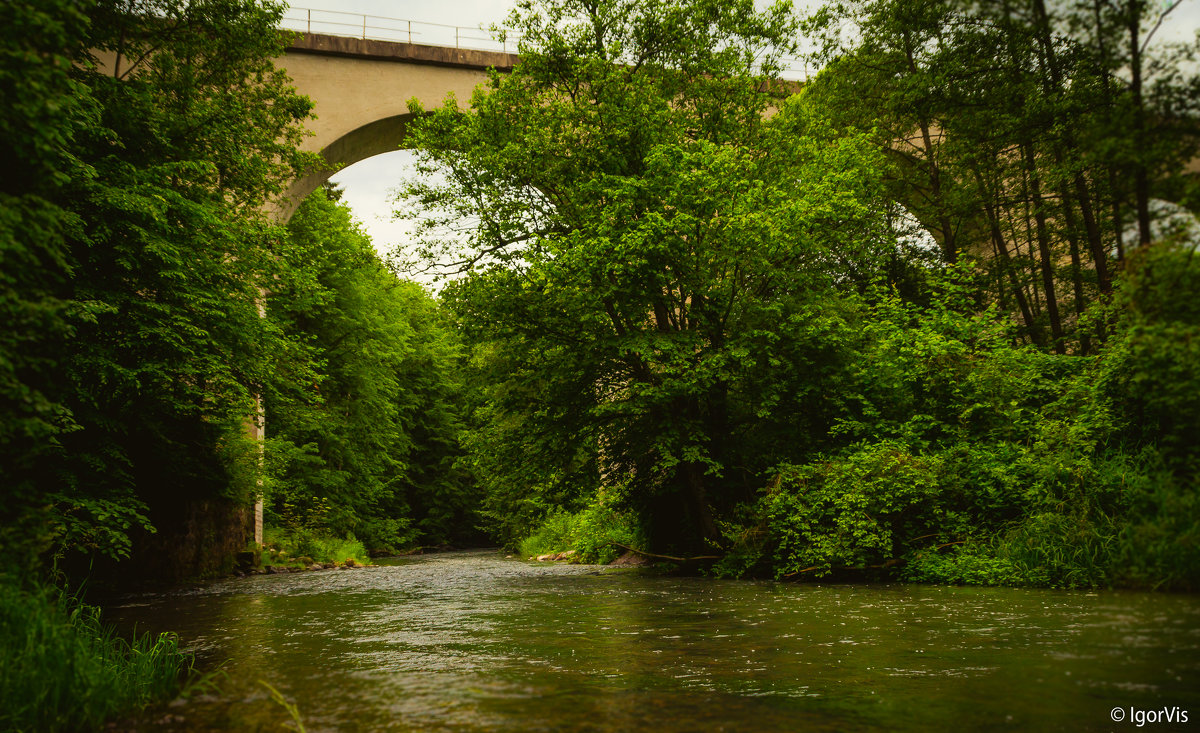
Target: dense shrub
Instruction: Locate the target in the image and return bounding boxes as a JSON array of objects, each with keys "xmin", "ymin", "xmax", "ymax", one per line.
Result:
[
  {"xmin": 519, "ymin": 489, "xmax": 646, "ymax": 565},
  {"xmin": 711, "ymin": 248, "xmax": 1200, "ymax": 589},
  {"xmin": 766, "ymin": 442, "xmax": 943, "ymax": 577},
  {"xmin": 262, "ymin": 527, "xmax": 370, "ymax": 567}
]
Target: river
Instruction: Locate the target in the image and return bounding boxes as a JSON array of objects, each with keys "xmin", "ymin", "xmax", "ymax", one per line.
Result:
[{"xmin": 106, "ymin": 550, "xmax": 1199, "ymax": 731}]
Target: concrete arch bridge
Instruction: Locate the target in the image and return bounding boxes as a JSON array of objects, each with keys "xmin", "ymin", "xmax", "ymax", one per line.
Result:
[{"xmin": 274, "ymin": 33, "xmax": 517, "ymax": 220}]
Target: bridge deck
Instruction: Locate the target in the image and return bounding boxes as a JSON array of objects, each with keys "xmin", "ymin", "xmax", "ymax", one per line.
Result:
[{"xmin": 288, "ymin": 33, "xmax": 517, "ymax": 72}]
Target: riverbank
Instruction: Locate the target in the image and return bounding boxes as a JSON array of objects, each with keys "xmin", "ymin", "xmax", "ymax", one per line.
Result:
[{"xmin": 0, "ymin": 576, "xmax": 192, "ymax": 732}]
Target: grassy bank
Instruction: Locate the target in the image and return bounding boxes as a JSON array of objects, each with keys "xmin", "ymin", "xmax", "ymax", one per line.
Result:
[
  {"xmin": 0, "ymin": 577, "xmax": 193, "ymax": 732},
  {"xmin": 261, "ymin": 527, "xmax": 372, "ymax": 569}
]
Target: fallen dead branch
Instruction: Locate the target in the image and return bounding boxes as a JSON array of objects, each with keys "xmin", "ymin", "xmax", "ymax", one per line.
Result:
[{"xmin": 606, "ymin": 542, "xmax": 721, "ymax": 563}]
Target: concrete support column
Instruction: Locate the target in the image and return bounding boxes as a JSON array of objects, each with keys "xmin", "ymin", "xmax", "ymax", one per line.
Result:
[
  {"xmin": 248, "ymin": 393, "xmax": 265, "ymax": 546},
  {"xmin": 255, "ymin": 496, "xmax": 263, "ymax": 545}
]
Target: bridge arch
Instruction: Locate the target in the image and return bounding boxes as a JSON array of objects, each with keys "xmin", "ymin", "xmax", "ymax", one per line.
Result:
[
  {"xmin": 282, "ymin": 113, "xmax": 418, "ymax": 218},
  {"xmin": 275, "ymin": 33, "xmax": 516, "ymax": 220}
]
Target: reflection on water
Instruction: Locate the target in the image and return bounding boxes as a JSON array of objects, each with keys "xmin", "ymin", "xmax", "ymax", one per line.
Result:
[{"xmin": 107, "ymin": 550, "xmax": 1200, "ymax": 732}]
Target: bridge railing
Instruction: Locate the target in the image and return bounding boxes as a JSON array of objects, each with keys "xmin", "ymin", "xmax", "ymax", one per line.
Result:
[
  {"xmin": 280, "ymin": 7, "xmax": 807, "ymax": 78},
  {"xmin": 280, "ymin": 8, "xmax": 521, "ymax": 54}
]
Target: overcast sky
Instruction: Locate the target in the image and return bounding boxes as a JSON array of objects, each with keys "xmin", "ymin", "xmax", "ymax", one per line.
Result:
[{"xmin": 281, "ymin": 0, "xmax": 1200, "ymax": 281}]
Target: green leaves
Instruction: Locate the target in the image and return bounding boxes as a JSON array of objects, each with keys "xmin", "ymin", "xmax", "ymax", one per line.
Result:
[
  {"xmin": 768, "ymin": 442, "xmax": 944, "ymax": 578},
  {"xmin": 1, "ymin": 0, "xmax": 318, "ymax": 578},
  {"xmin": 266, "ymin": 187, "xmax": 477, "ymax": 551},
  {"xmin": 401, "ymin": 0, "xmax": 913, "ymax": 552}
]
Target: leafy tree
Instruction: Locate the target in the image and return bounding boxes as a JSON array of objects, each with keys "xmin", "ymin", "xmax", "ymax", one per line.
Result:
[
  {"xmin": 802, "ymin": 0, "xmax": 1200, "ymax": 354},
  {"xmin": 402, "ymin": 0, "xmax": 907, "ymax": 553},
  {"xmin": 0, "ymin": 0, "xmax": 97, "ymax": 566},
  {"xmin": 267, "ymin": 187, "xmax": 476, "ymax": 552},
  {"xmin": 1, "ymin": 0, "xmax": 314, "ymax": 579}
]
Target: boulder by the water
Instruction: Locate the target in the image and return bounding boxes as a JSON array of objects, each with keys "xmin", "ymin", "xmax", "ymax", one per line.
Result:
[
  {"xmin": 608, "ymin": 551, "xmax": 653, "ymax": 567},
  {"xmin": 534, "ymin": 550, "xmax": 577, "ymax": 562}
]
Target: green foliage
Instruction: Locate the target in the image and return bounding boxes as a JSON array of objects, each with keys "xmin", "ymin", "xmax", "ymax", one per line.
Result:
[
  {"xmin": 519, "ymin": 488, "xmax": 646, "ymax": 565},
  {"xmin": 0, "ymin": 576, "xmax": 193, "ymax": 732},
  {"xmin": 518, "ymin": 511, "xmax": 578, "ymax": 559},
  {"xmin": 903, "ymin": 545, "xmax": 1022, "ymax": 586},
  {"xmin": 354, "ymin": 518, "xmax": 417, "ymax": 556},
  {"xmin": 767, "ymin": 442, "xmax": 943, "ymax": 577},
  {"xmin": 801, "ymin": 0, "xmax": 1200, "ymax": 353},
  {"xmin": 1097, "ymin": 245, "xmax": 1200, "ymax": 589},
  {"xmin": 461, "ymin": 351, "xmax": 603, "ymax": 550},
  {"xmin": 0, "ymin": 0, "xmax": 96, "ymax": 569},
  {"xmin": 262, "ymin": 527, "xmax": 370, "ymax": 567},
  {"xmin": 2, "ymin": 0, "xmax": 1196, "ymax": 605},
  {"xmin": 699, "ymin": 254, "xmax": 1197, "ymax": 589},
  {"xmin": 572, "ymin": 495, "xmax": 646, "ymax": 565},
  {"xmin": 992, "ymin": 512, "xmax": 1118, "ymax": 589},
  {"xmin": 266, "ymin": 187, "xmax": 476, "ymax": 553},
  {"xmin": 403, "ymin": 0, "xmax": 1200, "ymax": 589},
  {"xmin": 1114, "ymin": 470, "xmax": 1200, "ymax": 591},
  {"xmin": 1, "ymin": 0, "xmax": 315, "ymax": 579},
  {"xmin": 1103, "ymin": 246, "xmax": 1200, "ymax": 478},
  {"xmin": 412, "ymin": 0, "xmax": 906, "ymax": 554},
  {"xmin": 49, "ymin": 496, "xmax": 156, "ymax": 565}
]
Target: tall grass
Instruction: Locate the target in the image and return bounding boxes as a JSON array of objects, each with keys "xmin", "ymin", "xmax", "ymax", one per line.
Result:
[{"xmin": 0, "ymin": 577, "xmax": 193, "ymax": 732}]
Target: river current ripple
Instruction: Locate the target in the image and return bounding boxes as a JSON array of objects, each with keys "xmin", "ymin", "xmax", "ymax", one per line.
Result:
[{"xmin": 107, "ymin": 550, "xmax": 1200, "ymax": 732}]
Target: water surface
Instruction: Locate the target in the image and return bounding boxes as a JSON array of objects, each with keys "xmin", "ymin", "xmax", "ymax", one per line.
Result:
[{"xmin": 108, "ymin": 550, "xmax": 1200, "ymax": 731}]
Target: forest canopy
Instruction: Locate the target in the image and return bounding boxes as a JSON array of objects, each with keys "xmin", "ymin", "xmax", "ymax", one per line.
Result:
[{"xmin": 0, "ymin": 0, "xmax": 1197, "ymax": 598}]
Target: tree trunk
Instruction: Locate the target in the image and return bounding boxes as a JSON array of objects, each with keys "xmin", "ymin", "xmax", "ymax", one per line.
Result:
[
  {"xmin": 1058, "ymin": 183, "xmax": 1092, "ymax": 354},
  {"xmin": 902, "ymin": 30, "xmax": 958, "ymax": 263},
  {"xmin": 1128, "ymin": 0, "xmax": 1153, "ymax": 245},
  {"xmin": 986, "ymin": 198, "xmax": 1044, "ymax": 346},
  {"xmin": 1021, "ymin": 141, "xmax": 1066, "ymax": 353},
  {"xmin": 1031, "ymin": 0, "xmax": 1112, "ymax": 294},
  {"xmin": 683, "ymin": 461, "xmax": 721, "ymax": 546},
  {"xmin": 1093, "ymin": 0, "xmax": 1127, "ymax": 266},
  {"xmin": 974, "ymin": 166, "xmax": 1044, "ymax": 345}
]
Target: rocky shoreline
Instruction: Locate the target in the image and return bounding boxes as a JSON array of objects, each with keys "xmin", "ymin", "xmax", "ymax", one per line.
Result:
[
  {"xmin": 236, "ymin": 559, "xmax": 369, "ymax": 577},
  {"xmin": 529, "ymin": 549, "xmax": 654, "ymax": 567},
  {"xmin": 232, "ymin": 549, "xmax": 371, "ymax": 578}
]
